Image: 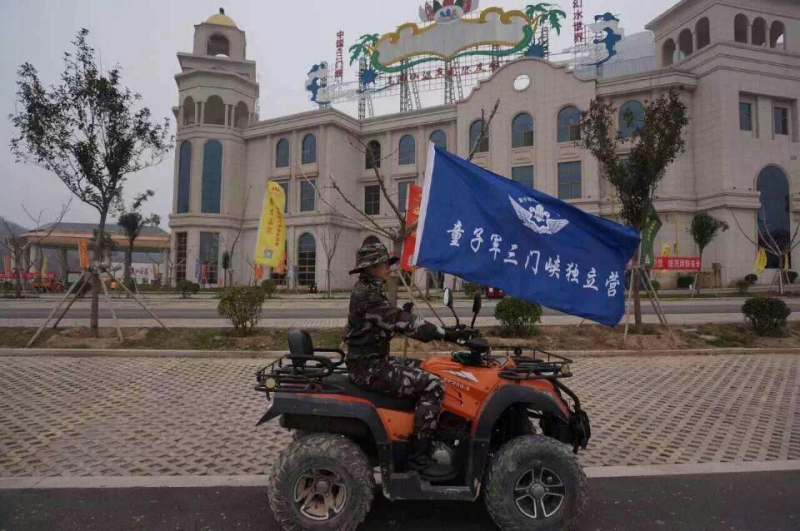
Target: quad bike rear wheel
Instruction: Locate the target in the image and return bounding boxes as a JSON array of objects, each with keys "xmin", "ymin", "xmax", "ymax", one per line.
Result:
[
  {"xmin": 269, "ymin": 433, "xmax": 375, "ymax": 531},
  {"xmin": 484, "ymin": 435, "xmax": 588, "ymax": 531}
]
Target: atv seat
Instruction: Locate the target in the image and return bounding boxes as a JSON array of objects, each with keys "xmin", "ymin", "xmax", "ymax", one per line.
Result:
[{"xmin": 326, "ymin": 374, "xmax": 417, "ymax": 412}]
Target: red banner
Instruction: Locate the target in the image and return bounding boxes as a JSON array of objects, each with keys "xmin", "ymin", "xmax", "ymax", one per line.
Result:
[
  {"xmin": 401, "ymin": 185, "xmax": 423, "ymax": 272},
  {"xmin": 654, "ymin": 256, "xmax": 701, "ymax": 271}
]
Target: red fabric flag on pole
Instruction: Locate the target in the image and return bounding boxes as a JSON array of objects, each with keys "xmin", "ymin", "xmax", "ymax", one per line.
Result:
[{"xmin": 401, "ymin": 185, "xmax": 423, "ymax": 272}]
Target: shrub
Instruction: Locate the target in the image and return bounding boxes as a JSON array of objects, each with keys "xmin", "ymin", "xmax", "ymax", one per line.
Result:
[
  {"xmin": 261, "ymin": 279, "xmax": 277, "ymax": 298},
  {"xmin": 744, "ymin": 274, "xmax": 758, "ymax": 285},
  {"xmin": 177, "ymin": 280, "xmax": 200, "ymax": 298},
  {"xmin": 218, "ymin": 286, "xmax": 267, "ymax": 336},
  {"xmin": 741, "ymin": 297, "xmax": 791, "ymax": 336},
  {"xmin": 788, "ymin": 271, "xmax": 798, "ymax": 284},
  {"xmin": 676, "ymin": 274, "xmax": 693, "ymax": 289},
  {"xmin": 735, "ymin": 280, "xmax": 750, "ymax": 295},
  {"xmin": 463, "ymin": 282, "xmax": 479, "ymax": 297},
  {"xmin": 494, "ymin": 297, "xmax": 542, "ymax": 337}
]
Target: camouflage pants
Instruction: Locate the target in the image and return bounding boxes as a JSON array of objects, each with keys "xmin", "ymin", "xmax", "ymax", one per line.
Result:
[{"xmin": 349, "ymin": 357, "xmax": 444, "ymax": 438}]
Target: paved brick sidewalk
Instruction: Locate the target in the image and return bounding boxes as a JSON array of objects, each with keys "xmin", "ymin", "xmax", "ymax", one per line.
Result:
[{"xmin": 1, "ymin": 355, "xmax": 798, "ymax": 478}]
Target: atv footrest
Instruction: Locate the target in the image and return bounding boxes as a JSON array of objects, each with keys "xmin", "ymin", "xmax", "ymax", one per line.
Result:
[{"xmin": 384, "ymin": 474, "xmax": 477, "ymax": 501}]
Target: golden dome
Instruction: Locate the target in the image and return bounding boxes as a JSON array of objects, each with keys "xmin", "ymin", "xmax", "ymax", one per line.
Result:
[{"xmin": 205, "ymin": 8, "xmax": 237, "ymax": 28}]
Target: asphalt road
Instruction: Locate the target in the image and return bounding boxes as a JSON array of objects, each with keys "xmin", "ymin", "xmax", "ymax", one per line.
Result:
[
  {"xmin": 2, "ymin": 300, "xmax": 797, "ymax": 321},
  {"xmin": 1, "ymin": 472, "xmax": 797, "ymax": 530}
]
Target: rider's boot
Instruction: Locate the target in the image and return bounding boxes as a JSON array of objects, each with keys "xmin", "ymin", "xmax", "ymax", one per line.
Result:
[{"xmin": 408, "ymin": 436, "xmax": 453, "ymax": 479}]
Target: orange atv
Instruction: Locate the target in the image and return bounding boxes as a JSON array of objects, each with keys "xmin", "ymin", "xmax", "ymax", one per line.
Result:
[{"xmin": 255, "ymin": 289, "xmax": 591, "ymax": 531}]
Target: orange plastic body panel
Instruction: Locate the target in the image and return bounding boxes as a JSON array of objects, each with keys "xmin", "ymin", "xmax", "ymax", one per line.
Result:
[{"xmin": 377, "ymin": 409, "xmax": 415, "ymax": 442}]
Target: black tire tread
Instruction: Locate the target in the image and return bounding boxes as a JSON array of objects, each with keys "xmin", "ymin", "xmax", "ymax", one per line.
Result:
[
  {"xmin": 484, "ymin": 435, "xmax": 588, "ymax": 531},
  {"xmin": 269, "ymin": 433, "xmax": 375, "ymax": 531}
]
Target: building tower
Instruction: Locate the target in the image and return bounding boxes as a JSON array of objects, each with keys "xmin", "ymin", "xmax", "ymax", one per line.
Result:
[{"xmin": 170, "ymin": 9, "xmax": 259, "ymax": 285}]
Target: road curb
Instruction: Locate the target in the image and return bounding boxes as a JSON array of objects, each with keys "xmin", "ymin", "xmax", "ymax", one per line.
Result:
[{"xmin": 1, "ymin": 347, "xmax": 799, "ymax": 359}]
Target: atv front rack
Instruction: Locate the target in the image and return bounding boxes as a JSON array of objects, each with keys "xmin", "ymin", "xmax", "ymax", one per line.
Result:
[
  {"xmin": 254, "ymin": 348, "xmax": 348, "ymax": 398},
  {"xmin": 495, "ymin": 346, "xmax": 574, "ymax": 381}
]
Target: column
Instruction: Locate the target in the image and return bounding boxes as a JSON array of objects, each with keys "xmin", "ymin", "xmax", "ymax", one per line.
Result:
[
  {"xmin": 199, "ymin": 102, "xmax": 205, "ymax": 125},
  {"xmin": 224, "ymin": 104, "xmax": 231, "ymax": 128},
  {"xmin": 178, "ymin": 105, "xmax": 183, "ymax": 129},
  {"xmin": 747, "ymin": 24, "xmax": 752, "ymax": 45},
  {"xmin": 194, "ymin": 101, "xmax": 200, "ymax": 125},
  {"xmin": 59, "ymin": 248, "xmax": 68, "ymax": 281},
  {"xmin": 28, "ymin": 243, "xmax": 38, "ymax": 273}
]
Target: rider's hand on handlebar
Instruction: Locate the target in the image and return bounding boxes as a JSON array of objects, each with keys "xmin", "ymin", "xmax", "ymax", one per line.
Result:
[{"xmin": 444, "ymin": 327, "xmax": 476, "ymax": 344}]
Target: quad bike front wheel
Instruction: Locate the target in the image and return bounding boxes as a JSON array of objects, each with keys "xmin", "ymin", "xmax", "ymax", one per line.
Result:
[
  {"xmin": 269, "ymin": 433, "xmax": 375, "ymax": 531},
  {"xmin": 484, "ymin": 435, "xmax": 588, "ymax": 531}
]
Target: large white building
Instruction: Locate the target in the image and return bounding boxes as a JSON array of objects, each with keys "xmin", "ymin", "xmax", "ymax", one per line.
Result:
[{"xmin": 169, "ymin": 0, "xmax": 800, "ymax": 290}]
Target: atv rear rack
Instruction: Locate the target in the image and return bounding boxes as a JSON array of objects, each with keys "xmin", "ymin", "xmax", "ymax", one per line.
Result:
[
  {"xmin": 254, "ymin": 349, "xmax": 348, "ymax": 398},
  {"xmin": 495, "ymin": 346, "xmax": 574, "ymax": 381}
]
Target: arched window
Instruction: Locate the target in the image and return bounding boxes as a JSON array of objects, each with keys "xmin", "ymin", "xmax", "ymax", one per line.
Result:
[
  {"xmin": 662, "ymin": 39, "xmax": 676, "ymax": 66},
  {"xmin": 301, "ymin": 134, "xmax": 317, "ymax": 164},
  {"xmin": 512, "ymin": 113, "xmax": 534, "ymax": 148},
  {"xmin": 183, "ymin": 97, "xmax": 195, "ymax": 126},
  {"xmin": 363, "ymin": 236, "xmax": 381, "ymax": 246},
  {"xmin": 276, "ymin": 139, "xmax": 290, "ymax": 168},
  {"xmin": 752, "ymin": 18, "xmax": 767, "ymax": 46},
  {"xmin": 177, "ymin": 141, "xmax": 192, "ymax": 213},
  {"xmin": 207, "ymin": 34, "xmax": 230, "ymax": 57},
  {"xmin": 757, "ymin": 166, "xmax": 791, "ymax": 268},
  {"xmin": 366, "ymin": 140, "xmax": 381, "ymax": 169},
  {"xmin": 557, "ymin": 107, "xmax": 581, "ymax": 142},
  {"xmin": 618, "ymin": 101, "xmax": 645, "ymax": 139},
  {"xmin": 678, "ymin": 29, "xmax": 694, "ymax": 59},
  {"xmin": 201, "ymin": 140, "xmax": 223, "ymax": 213},
  {"xmin": 233, "ymin": 102, "xmax": 248, "ymax": 128},
  {"xmin": 204, "ymin": 95, "xmax": 225, "ymax": 125},
  {"xmin": 469, "ymin": 120, "xmax": 489, "ymax": 153},
  {"xmin": 770, "ymin": 21, "xmax": 786, "ymax": 50},
  {"xmin": 734, "ymin": 14, "xmax": 749, "ymax": 44},
  {"xmin": 297, "ymin": 233, "xmax": 317, "ymax": 286},
  {"xmin": 696, "ymin": 18, "xmax": 710, "ymax": 49},
  {"xmin": 399, "ymin": 135, "xmax": 416, "ymax": 165},
  {"xmin": 430, "ymin": 130, "xmax": 447, "ymax": 151}
]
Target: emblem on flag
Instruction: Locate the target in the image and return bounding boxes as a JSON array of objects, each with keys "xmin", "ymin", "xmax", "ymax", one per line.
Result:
[{"xmin": 510, "ymin": 196, "xmax": 570, "ymax": 235}]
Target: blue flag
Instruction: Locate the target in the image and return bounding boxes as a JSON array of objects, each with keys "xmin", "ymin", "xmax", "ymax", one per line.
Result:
[{"xmin": 413, "ymin": 145, "xmax": 640, "ymax": 326}]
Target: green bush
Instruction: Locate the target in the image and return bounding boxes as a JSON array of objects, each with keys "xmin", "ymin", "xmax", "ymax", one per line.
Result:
[
  {"xmin": 735, "ymin": 280, "xmax": 750, "ymax": 295},
  {"xmin": 788, "ymin": 271, "xmax": 798, "ymax": 284},
  {"xmin": 741, "ymin": 297, "xmax": 791, "ymax": 336},
  {"xmin": 744, "ymin": 274, "xmax": 758, "ymax": 285},
  {"xmin": 463, "ymin": 281, "xmax": 479, "ymax": 297},
  {"xmin": 260, "ymin": 279, "xmax": 277, "ymax": 298},
  {"xmin": 676, "ymin": 274, "xmax": 693, "ymax": 289},
  {"xmin": 177, "ymin": 280, "xmax": 200, "ymax": 298},
  {"xmin": 494, "ymin": 297, "xmax": 542, "ymax": 338},
  {"xmin": 218, "ymin": 286, "xmax": 267, "ymax": 336}
]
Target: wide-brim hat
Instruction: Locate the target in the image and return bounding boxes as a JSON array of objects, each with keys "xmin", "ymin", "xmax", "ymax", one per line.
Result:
[{"xmin": 349, "ymin": 242, "xmax": 399, "ymax": 275}]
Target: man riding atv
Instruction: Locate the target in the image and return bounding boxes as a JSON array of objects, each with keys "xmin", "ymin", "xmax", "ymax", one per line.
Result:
[{"xmin": 344, "ymin": 242, "xmax": 470, "ymax": 477}]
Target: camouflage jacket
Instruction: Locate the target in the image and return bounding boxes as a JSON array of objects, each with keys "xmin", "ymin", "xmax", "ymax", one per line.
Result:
[{"xmin": 343, "ymin": 273, "xmax": 442, "ymax": 362}]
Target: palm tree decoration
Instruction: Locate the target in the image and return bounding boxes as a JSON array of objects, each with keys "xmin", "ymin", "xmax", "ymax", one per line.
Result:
[
  {"xmin": 525, "ymin": 3, "xmax": 567, "ymax": 35},
  {"xmin": 349, "ymin": 34, "xmax": 380, "ymax": 66}
]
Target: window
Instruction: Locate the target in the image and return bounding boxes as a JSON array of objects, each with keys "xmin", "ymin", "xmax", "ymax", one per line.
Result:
[
  {"xmin": 363, "ymin": 236, "xmax": 381, "ymax": 246},
  {"xmin": 204, "ymin": 95, "xmax": 225, "ymax": 125},
  {"xmin": 177, "ymin": 141, "xmax": 192, "ymax": 213},
  {"xmin": 276, "ymin": 139, "xmax": 290, "ymax": 168},
  {"xmin": 278, "ymin": 182, "xmax": 289, "ymax": 213},
  {"xmin": 678, "ymin": 28, "xmax": 693, "ymax": 59},
  {"xmin": 774, "ymin": 107, "xmax": 789, "ymax": 136},
  {"xmin": 771, "ymin": 21, "xmax": 786, "ymax": 50},
  {"xmin": 364, "ymin": 184, "xmax": 381, "ymax": 216},
  {"xmin": 752, "ymin": 18, "xmax": 767, "ymax": 46},
  {"xmin": 619, "ymin": 101, "xmax": 644, "ymax": 139},
  {"xmin": 399, "ymin": 135, "xmax": 416, "ymax": 165},
  {"xmin": 201, "ymin": 140, "xmax": 222, "ymax": 213},
  {"xmin": 207, "ymin": 34, "xmax": 230, "ymax": 57},
  {"xmin": 297, "ymin": 233, "xmax": 316, "ymax": 286},
  {"xmin": 511, "ymin": 166, "xmax": 534, "ymax": 189},
  {"xmin": 662, "ymin": 39, "xmax": 676, "ymax": 67},
  {"xmin": 757, "ymin": 166, "xmax": 791, "ymax": 269},
  {"xmin": 175, "ymin": 232, "xmax": 187, "ymax": 282},
  {"xmin": 430, "ymin": 130, "xmax": 447, "ymax": 151},
  {"xmin": 558, "ymin": 162, "xmax": 582, "ymax": 200},
  {"xmin": 557, "ymin": 107, "xmax": 581, "ymax": 142},
  {"xmin": 398, "ymin": 181, "xmax": 413, "ymax": 213},
  {"xmin": 469, "ymin": 120, "xmax": 489, "ymax": 153},
  {"xmin": 512, "ymin": 113, "xmax": 534, "ymax": 148},
  {"xmin": 234, "ymin": 102, "xmax": 248, "ymax": 128},
  {"xmin": 739, "ymin": 102, "xmax": 753, "ymax": 132},
  {"xmin": 300, "ymin": 180, "xmax": 316, "ymax": 212},
  {"xmin": 199, "ymin": 232, "xmax": 220, "ymax": 284},
  {"xmin": 365, "ymin": 140, "xmax": 381, "ymax": 169},
  {"xmin": 301, "ymin": 134, "xmax": 317, "ymax": 164},
  {"xmin": 183, "ymin": 97, "xmax": 195, "ymax": 126},
  {"xmin": 696, "ymin": 18, "xmax": 710, "ymax": 50},
  {"xmin": 734, "ymin": 14, "xmax": 749, "ymax": 44}
]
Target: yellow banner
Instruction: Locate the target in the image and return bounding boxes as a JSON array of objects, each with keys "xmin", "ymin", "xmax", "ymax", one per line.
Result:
[
  {"xmin": 254, "ymin": 181, "xmax": 286, "ymax": 267},
  {"xmin": 41, "ymin": 255, "xmax": 48, "ymax": 277},
  {"xmin": 753, "ymin": 248, "xmax": 767, "ymax": 275}
]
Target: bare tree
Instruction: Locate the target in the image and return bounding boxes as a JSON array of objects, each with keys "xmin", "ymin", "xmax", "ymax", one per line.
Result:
[
  {"xmin": 298, "ymin": 99, "xmax": 500, "ymax": 303},
  {"xmin": 220, "ymin": 185, "xmax": 252, "ymax": 287},
  {"xmin": 318, "ymin": 216, "xmax": 343, "ymax": 298},
  {"xmin": 0, "ymin": 202, "xmax": 70, "ymax": 298}
]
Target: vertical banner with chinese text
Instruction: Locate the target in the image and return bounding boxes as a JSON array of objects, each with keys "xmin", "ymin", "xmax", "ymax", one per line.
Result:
[
  {"xmin": 254, "ymin": 181, "xmax": 287, "ymax": 268},
  {"xmin": 414, "ymin": 145, "xmax": 640, "ymax": 326},
  {"xmin": 401, "ymin": 185, "xmax": 423, "ymax": 272}
]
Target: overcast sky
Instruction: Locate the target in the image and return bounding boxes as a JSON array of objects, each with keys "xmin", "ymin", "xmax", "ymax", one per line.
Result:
[{"xmin": 0, "ymin": 0, "xmax": 679, "ymax": 230}]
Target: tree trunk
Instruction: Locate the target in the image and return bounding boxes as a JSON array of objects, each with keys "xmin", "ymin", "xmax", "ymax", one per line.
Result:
[
  {"xmin": 327, "ymin": 269, "xmax": 332, "ymax": 299},
  {"xmin": 124, "ymin": 241, "xmax": 134, "ymax": 293},
  {"xmin": 388, "ymin": 238, "xmax": 404, "ymax": 306},
  {"xmin": 14, "ymin": 267, "xmax": 22, "ymax": 299},
  {"xmin": 90, "ymin": 212, "xmax": 108, "ymax": 338},
  {"xmin": 633, "ymin": 246, "xmax": 642, "ymax": 326}
]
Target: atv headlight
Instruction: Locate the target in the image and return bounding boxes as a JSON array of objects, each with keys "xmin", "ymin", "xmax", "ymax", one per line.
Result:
[
  {"xmin": 560, "ymin": 363, "xmax": 570, "ymax": 375},
  {"xmin": 265, "ymin": 377, "xmax": 277, "ymax": 390}
]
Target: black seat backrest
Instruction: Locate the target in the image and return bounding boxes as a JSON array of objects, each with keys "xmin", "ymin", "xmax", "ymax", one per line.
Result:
[{"xmin": 287, "ymin": 329, "xmax": 314, "ymax": 369}]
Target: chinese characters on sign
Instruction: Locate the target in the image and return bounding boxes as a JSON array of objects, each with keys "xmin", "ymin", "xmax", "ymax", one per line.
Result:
[{"xmin": 653, "ymin": 256, "xmax": 701, "ymax": 271}]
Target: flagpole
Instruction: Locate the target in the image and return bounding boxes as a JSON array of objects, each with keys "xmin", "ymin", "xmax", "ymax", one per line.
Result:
[{"xmin": 622, "ymin": 268, "xmax": 634, "ymax": 348}]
